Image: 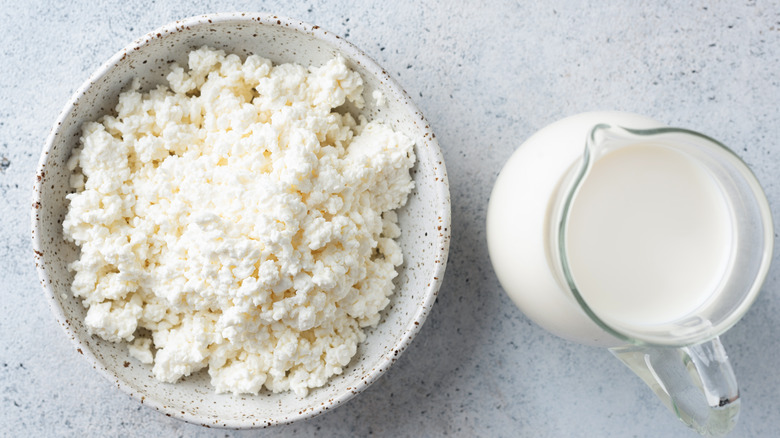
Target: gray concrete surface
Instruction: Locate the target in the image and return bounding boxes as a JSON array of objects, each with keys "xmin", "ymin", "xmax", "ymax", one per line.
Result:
[{"xmin": 3, "ymin": 1, "xmax": 779, "ymax": 436}]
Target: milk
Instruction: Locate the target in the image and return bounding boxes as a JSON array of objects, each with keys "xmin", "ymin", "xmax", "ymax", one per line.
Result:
[
  {"xmin": 487, "ymin": 112, "xmax": 772, "ymax": 433},
  {"xmin": 487, "ymin": 112, "xmax": 667, "ymax": 346},
  {"xmin": 565, "ymin": 145, "xmax": 733, "ymax": 327},
  {"xmin": 487, "ymin": 112, "xmax": 732, "ymax": 347}
]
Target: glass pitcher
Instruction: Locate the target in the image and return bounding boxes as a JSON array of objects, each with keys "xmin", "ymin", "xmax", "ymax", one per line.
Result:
[{"xmin": 486, "ymin": 112, "xmax": 773, "ymax": 436}]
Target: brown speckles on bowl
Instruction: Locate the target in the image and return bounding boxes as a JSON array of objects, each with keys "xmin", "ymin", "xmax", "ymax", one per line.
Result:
[{"xmin": 31, "ymin": 12, "xmax": 449, "ymax": 430}]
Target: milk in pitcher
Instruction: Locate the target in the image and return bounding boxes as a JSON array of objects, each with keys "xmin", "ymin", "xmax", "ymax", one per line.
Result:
[
  {"xmin": 487, "ymin": 112, "xmax": 773, "ymax": 435},
  {"xmin": 564, "ymin": 144, "xmax": 733, "ymax": 327}
]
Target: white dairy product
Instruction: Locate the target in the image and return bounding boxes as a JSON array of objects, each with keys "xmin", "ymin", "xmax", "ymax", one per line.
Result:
[
  {"xmin": 372, "ymin": 89, "xmax": 386, "ymax": 106},
  {"xmin": 486, "ymin": 112, "xmax": 663, "ymax": 346},
  {"xmin": 62, "ymin": 47, "xmax": 416, "ymax": 396},
  {"xmin": 565, "ymin": 145, "xmax": 733, "ymax": 326},
  {"xmin": 128, "ymin": 337, "xmax": 154, "ymax": 364}
]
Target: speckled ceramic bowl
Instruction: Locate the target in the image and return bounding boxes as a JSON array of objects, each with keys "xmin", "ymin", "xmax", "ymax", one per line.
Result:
[{"xmin": 31, "ymin": 13, "xmax": 450, "ymax": 428}]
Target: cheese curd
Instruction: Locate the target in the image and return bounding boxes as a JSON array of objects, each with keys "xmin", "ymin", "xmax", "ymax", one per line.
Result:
[{"xmin": 62, "ymin": 46, "xmax": 415, "ymax": 396}]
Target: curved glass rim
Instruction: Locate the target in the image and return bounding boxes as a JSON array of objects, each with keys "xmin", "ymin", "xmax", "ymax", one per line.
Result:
[{"xmin": 556, "ymin": 124, "xmax": 774, "ymax": 347}]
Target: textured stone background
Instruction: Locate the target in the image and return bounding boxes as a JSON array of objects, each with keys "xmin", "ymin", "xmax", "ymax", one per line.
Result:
[{"xmin": 3, "ymin": 1, "xmax": 780, "ymax": 436}]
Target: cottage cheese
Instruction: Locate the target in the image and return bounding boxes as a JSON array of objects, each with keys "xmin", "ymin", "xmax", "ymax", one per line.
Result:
[{"xmin": 62, "ymin": 47, "xmax": 415, "ymax": 396}]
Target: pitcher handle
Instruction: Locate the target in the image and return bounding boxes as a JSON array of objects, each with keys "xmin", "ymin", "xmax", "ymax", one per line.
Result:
[{"xmin": 610, "ymin": 336, "xmax": 740, "ymax": 436}]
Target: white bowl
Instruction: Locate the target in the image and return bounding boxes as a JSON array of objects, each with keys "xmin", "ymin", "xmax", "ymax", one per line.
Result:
[{"xmin": 31, "ymin": 13, "xmax": 450, "ymax": 428}]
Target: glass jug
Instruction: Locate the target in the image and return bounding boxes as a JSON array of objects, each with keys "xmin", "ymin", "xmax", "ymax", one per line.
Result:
[{"xmin": 486, "ymin": 112, "xmax": 773, "ymax": 436}]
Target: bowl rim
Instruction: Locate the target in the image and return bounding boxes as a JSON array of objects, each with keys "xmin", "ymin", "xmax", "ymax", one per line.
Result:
[{"xmin": 31, "ymin": 12, "xmax": 451, "ymax": 429}]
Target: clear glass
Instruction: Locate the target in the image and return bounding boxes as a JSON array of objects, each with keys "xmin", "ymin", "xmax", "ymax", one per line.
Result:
[{"xmin": 550, "ymin": 124, "xmax": 773, "ymax": 436}]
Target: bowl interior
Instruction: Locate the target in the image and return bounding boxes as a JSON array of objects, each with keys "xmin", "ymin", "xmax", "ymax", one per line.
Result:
[{"xmin": 33, "ymin": 14, "xmax": 449, "ymax": 428}]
